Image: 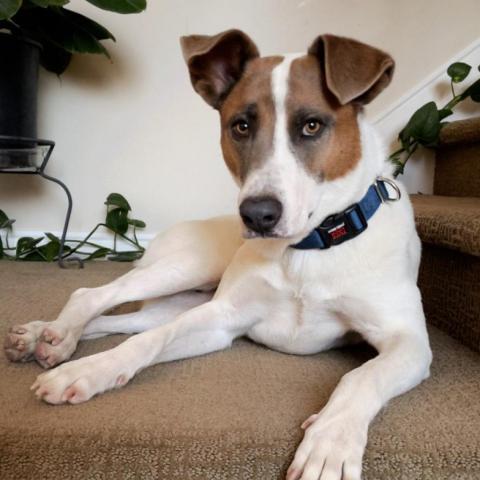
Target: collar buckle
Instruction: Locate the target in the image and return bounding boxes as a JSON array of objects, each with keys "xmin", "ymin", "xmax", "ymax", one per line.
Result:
[{"xmin": 315, "ymin": 202, "xmax": 368, "ymax": 249}]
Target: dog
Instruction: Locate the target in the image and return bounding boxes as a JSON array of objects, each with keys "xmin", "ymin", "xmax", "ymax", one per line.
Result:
[{"xmin": 4, "ymin": 30, "xmax": 432, "ymax": 480}]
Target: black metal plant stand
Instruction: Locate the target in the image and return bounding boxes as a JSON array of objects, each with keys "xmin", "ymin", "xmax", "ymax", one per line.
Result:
[{"xmin": 0, "ymin": 135, "xmax": 83, "ymax": 268}]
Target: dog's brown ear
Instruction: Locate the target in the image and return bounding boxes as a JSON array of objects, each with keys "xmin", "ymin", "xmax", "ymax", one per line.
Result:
[
  {"xmin": 180, "ymin": 29, "xmax": 259, "ymax": 109},
  {"xmin": 308, "ymin": 34, "xmax": 394, "ymax": 105}
]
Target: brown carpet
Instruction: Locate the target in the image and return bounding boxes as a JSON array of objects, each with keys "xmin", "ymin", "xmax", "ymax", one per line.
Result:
[
  {"xmin": 411, "ymin": 194, "xmax": 480, "ymax": 257},
  {"xmin": 1, "ymin": 261, "xmax": 479, "ymax": 479},
  {"xmin": 419, "ymin": 245, "xmax": 480, "ymax": 352},
  {"xmin": 434, "ymin": 117, "xmax": 480, "ymax": 198}
]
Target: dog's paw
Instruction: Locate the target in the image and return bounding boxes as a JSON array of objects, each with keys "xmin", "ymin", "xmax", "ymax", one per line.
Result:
[
  {"xmin": 286, "ymin": 414, "xmax": 367, "ymax": 480},
  {"xmin": 4, "ymin": 321, "xmax": 47, "ymax": 362},
  {"xmin": 33, "ymin": 323, "xmax": 79, "ymax": 369},
  {"xmin": 4, "ymin": 320, "xmax": 80, "ymax": 368},
  {"xmin": 31, "ymin": 352, "xmax": 130, "ymax": 405}
]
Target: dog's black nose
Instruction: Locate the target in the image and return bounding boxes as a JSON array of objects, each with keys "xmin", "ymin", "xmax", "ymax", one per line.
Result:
[{"xmin": 239, "ymin": 196, "xmax": 283, "ymax": 234}]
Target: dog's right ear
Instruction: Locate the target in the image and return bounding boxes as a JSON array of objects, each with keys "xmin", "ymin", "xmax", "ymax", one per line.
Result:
[{"xmin": 180, "ymin": 29, "xmax": 259, "ymax": 109}]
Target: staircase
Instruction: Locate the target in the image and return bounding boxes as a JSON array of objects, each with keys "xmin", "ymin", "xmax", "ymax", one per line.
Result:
[{"xmin": 411, "ymin": 117, "xmax": 480, "ymax": 352}]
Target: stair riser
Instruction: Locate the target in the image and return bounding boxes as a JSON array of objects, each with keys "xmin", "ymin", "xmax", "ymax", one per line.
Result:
[
  {"xmin": 418, "ymin": 244, "xmax": 480, "ymax": 352},
  {"xmin": 434, "ymin": 143, "xmax": 480, "ymax": 197}
]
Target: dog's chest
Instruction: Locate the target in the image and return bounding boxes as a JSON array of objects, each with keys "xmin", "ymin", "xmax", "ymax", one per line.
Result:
[{"xmin": 244, "ymin": 256, "xmax": 349, "ymax": 354}]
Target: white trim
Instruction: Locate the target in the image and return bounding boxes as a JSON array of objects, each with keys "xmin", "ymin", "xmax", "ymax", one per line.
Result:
[
  {"xmin": 4, "ymin": 230, "xmax": 155, "ymax": 252},
  {"xmin": 372, "ymin": 37, "xmax": 480, "ymax": 126}
]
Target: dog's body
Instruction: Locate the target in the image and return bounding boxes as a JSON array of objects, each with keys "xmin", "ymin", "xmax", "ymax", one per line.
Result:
[{"xmin": 5, "ymin": 30, "xmax": 432, "ymax": 480}]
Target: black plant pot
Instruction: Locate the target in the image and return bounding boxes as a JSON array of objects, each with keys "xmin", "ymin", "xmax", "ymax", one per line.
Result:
[{"xmin": 0, "ymin": 32, "xmax": 41, "ymax": 156}]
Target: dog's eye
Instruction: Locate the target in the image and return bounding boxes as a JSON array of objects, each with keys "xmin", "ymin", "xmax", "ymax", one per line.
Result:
[
  {"xmin": 302, "ymin": 120, "xmax": 322, "ymax": 137},
  {"xmin": 232, "ymin": 120, "xmax": 250, "ymax": 138}
]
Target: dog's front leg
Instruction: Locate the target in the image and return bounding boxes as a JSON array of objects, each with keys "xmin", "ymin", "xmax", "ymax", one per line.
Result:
[
  {"xmin": 6, "ymin": 244, "xmax": 225, "ymax": 367},
  {"xmin": 287, "ymin": 304, "xmax": 432, "ymax": 480},
  {"xmin": 31, "ymin": 299, "xmax": 248, "ymax": 404}
]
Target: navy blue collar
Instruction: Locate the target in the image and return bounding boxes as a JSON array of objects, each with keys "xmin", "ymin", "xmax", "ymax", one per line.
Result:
[{"xmin": 291, "ymin": 178, "xmax": 399, "ymax": 250}]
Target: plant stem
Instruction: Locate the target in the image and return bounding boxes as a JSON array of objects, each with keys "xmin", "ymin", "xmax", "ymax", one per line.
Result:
[
  {"xmin": 116, "ymin": 231, "xmax": 145, "ymax": 250},
  {"xmin": 450, "ymin": 81, "xmax": 456, "ymax": 98},
  {"xmin": 65, "ymin": 239, "xmax": 107, "ymax": 250},
  {"xmin": 61, "ymin": 223, "xmax": 104, "ymax": 259}
]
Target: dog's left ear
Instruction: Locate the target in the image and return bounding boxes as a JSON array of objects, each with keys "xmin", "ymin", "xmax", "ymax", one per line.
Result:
[{"xmin": 308, "ymin": 34, "xmax": 394, "ymax": 105}]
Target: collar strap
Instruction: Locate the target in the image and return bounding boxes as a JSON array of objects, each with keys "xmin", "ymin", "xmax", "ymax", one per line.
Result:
[{"xmin": 291, "ymin": 177, "xmax": 400, "ymax": 250}]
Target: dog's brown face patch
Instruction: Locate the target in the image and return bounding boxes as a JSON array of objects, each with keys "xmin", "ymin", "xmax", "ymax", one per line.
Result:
[
  {"xmin": 286, "ymin": 55, "xmax": 361, "ymax": 181},
  {"xmin": 219, "ymin": 56, "xmax": 283, "ymax": 181},
  {"xmin": 219, "ymin": 54, "xmax": 361, "ymax": 185}
]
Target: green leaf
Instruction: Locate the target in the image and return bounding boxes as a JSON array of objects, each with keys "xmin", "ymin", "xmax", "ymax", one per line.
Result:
[
  {"xmin": 87, "ymin": 247, "xmax": 110, "ymax": 260},
  {"xmin": 0, "ymin": 0, "xmax": 22, "ymax": 20},
  {"xmin": 85, "ymin": 0, "xmax": 146, "ymax": 14},
  {"xmin": 108, "ymin": 251, "xmax": 143, "ymax": 262},
  {"xmin": 39, "ymin": 38, "xmax": 72, "ymax": 74},
  {"xmin": 399, "ymin": 101, "xmax": 440, "ymax": 147},
  {"xmin": 461, "ymin": 78, "xmax": 480, "ymax": 102},
  {"xmin": 14, "ymin": 6, "xmax": 111, "ymax": 58},
  {"xmin": 0, "ymin": 209, "xmax": 14, "ymax": 229},
  {"xmin": 15, "ymin": 236, "xmax": 43, "ymax": 257},
  {"xmin": 105, "ymin": 193, "xmax": 131, "ymax": 211},
  {"xmin": 447, "ymin": 62, "xmax": 471, "ymax": 83},
  {"xmin": 30, "ymin": 0, "xmax": 69, "ymax": 7},
  {"xmin": 38, "ymin": 240, "xmax": 60, "ymax": 261},
  {"xmin": 20, "ymin": 251, "xmax": 47, "ymax": 261},
  {"xmin": 45, "ymin": 232, "xmax": 60, "ymax": 243},
  {"xmin": 106, "ymin": 208, "xmax": 129, "ymax": 234},
  {"xmin": 0, "ymin": 210, "xmax": 7, "ymax": 227},
  {"xmin": 127, "ymin": 218, "xmax": 146, "ymax": 228},
  {"xmin": 61, "ymin": 8, "xmax": 115, "ymax": 41}
]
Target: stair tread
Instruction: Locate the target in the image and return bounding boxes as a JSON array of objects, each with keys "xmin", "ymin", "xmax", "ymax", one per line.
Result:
[
  {"xmin": 438, "ymin": 116, "xmax": 480, "ymax": 146},
  {"xmin": 411, "ymin": 194, "xmax": 480, "ymax": 256}
]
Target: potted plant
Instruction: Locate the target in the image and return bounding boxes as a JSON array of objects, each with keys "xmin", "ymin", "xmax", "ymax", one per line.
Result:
[{"xmin": 0, "ymin": 0, "xmax": 147, "ymax": 156}]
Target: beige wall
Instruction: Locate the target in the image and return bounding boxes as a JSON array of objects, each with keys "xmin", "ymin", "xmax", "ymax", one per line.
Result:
[{"xmin": 1, "ymin": 0, "xmax": 479, "ymax": 237}]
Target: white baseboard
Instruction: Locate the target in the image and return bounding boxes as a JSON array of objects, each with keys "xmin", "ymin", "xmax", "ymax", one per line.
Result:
[{"xmin": 4, "ymin": 230, "xmax": 156, "ymax": 253}]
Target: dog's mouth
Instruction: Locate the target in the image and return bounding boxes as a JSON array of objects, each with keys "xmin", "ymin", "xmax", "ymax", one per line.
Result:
[{"xmin": 242, "ymin": 228, "xmax": 281, "ymax": 240}]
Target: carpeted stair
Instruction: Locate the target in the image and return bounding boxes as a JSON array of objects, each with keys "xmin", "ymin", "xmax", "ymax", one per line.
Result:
[
  {"xmin": 412, "ymin": 116, "xmax": 480, "ymax": 352},
  {"xmin": 0, "ymin": 262, "xmax": 479, "ymax": 480}
]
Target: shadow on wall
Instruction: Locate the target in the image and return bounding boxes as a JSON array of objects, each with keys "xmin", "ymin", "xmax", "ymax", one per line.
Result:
[
  {"xmin": 60, "ymin": 49, "xmax": 133, "ymax": 91},
  {"xmin": 0, "ymin": 176, "xmax": 43, "ymax": 203}
]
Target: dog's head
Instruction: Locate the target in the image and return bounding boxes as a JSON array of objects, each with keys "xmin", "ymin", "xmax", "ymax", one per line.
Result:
[{"xmin": 180, "ymin": 30, "xmax": 394, "ymax": 240}]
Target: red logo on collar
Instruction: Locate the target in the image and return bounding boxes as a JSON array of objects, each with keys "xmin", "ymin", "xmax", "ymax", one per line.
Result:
[{"xmin": 328, "ymin": 223, "xmax": 348, "ymax": 240}]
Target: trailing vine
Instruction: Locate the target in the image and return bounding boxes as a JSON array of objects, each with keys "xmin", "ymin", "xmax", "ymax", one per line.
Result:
[
  {"xmin": 390, "ymin": 62, "xmax": 480, "ymax": 177},
  {"xmin": 0, "ymin": 192, "xmax": 146, "ymax": 262}
]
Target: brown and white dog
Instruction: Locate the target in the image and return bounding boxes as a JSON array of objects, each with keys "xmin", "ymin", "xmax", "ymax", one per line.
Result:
[{"xmin": 5, "ymin": 30, "xmax": 432, "ymax": 480}]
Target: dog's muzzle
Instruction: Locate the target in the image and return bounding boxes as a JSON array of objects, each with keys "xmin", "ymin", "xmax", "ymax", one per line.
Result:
[{"xmin": 239, "ymin": 196, "xmax": 283, "ymax": 236}]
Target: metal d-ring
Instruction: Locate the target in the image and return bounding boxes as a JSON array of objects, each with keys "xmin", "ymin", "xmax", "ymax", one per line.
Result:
[{"xmin": 376, "ymin": 176, "xmax": 402, "ymax": 202}]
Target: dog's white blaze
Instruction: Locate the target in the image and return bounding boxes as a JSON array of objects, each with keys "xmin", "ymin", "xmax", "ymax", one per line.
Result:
[
  {"xmin": 268, "ymin": 54, "xmax": 320, "ymax": 238},
  {"xmin": 271, "ymin": 54, "xmax": 301, "ymax": 160},
  {"xmin": 238, "ymin": 53, "xmax": 322, "ymax": 239}
]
